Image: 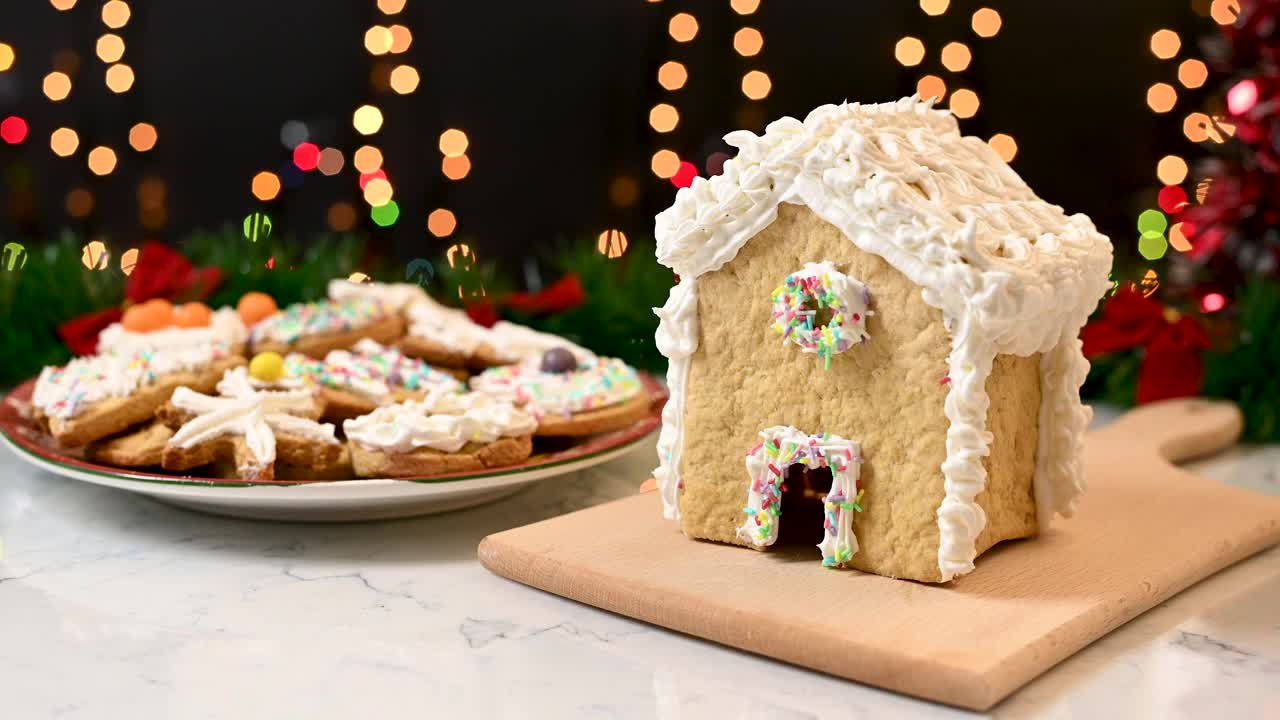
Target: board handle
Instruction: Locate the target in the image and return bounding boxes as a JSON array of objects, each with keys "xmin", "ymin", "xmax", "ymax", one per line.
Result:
[{"xmin": 1090, "ymin": 397, "xmax": 1243, "ymax": 464}]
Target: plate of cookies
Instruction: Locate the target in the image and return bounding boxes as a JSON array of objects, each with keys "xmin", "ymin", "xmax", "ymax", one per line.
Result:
[{"xmin": 0, "ymin": 280, "xmax": 664, "ymax": 521}]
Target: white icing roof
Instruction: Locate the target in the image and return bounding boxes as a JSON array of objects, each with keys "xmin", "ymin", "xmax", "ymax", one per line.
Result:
[{"xmin": 655, "ymin": 96, "xmax": 1112, "ymax": 356}]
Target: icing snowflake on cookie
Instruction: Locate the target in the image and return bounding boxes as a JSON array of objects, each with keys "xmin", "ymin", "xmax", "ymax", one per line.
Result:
[
  {"xmin": 770, "ymin": 261, "xmax": 871, "ymax": 369},
  {"xmin": 469, "ymin": 356, "xmax": 643, "ymax": 418},
  {"xmin": 249, "ymin": 298, "xmax": 390, "ymax": 345},
  {"xmin": 168, "ymin": 367, "xmax": 338, "ymax": 478}
]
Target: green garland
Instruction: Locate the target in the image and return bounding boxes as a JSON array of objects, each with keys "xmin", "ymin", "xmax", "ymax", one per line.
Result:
[{"xmin": 1202, "ymin": 279, "xmax": 1280, "ymax": 442}]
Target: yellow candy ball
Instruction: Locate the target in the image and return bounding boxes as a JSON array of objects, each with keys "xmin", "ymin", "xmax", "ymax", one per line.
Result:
[{"xmin": 249, "ymin": 352, "xmax": 285, "ymax": 382}]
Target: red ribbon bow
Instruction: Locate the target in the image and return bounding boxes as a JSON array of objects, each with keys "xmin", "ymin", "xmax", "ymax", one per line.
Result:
[
  {"xmin": 57, "ymin": 242, "xmax": 222, "ymax": 355},
  {"xmin": 464, "ymin": 273, "xmax": 586, "ymax": 327},
  {"xmin": 1080, "ymin": 288, "xmax": 1210, "ymax": 404}
]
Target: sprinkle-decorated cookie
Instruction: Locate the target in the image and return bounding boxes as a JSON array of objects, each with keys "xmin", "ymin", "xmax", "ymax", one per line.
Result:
[
  {"xmin": 32, "ymin": 342, "xmax": 245, "ymax": 448},
  {"xmin": 469, "ymin": 354, "xmax": 649, "ymax": 436},
  {"xmin": 33, "ymin": 340, "xmax": 237, "ymax": 422},
  {"xmin": 250, "ymin": 298, "xmax": 390, "ymax": 345},
  {"xmin": 288, "ymin": 339, "xmax": 463, "ymax": 400},
  {"xmin": 248, "ymin": 297, "xmax": 404, "ymax": 359},
  {"xmin": 269, "ymin": 339, "xmax": 464, "ymax": 423}
]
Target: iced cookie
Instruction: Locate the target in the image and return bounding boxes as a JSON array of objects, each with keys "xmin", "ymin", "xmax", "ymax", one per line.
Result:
[
  {"xmin": 344, "ymin": 388, "xmax": 536, "ymax": 478},
  {"xmin": 481, "ymin": 321, "xmax": 595, "ymax": 367},
  {"xmin": 85, "ymin": 420, "xmax": 174, "ymax": 467},
  {"xmin": 98, "ymin": 304, "xmax": 247, "ymax": 356},
  {"xmin": 161, "ymin": 367, "xmax": 343, "ymax": 482},
  {"xmin": 328, "ymin": 279, "xmax": 429, "ymax": 315},
  {"xmin": 469, "ymin": 350, "xmax": 649, "ymax": 437},
  {"xmin": 276, "ymin": 339, "xmax": 466, "ymax": 422},
  {"xmin": 32, "ymin": 342, "xmax": 245, "ymax": 448},
  {"xmin": 400, "ymin": 299, "xmax": 594, "ymax": 370},
  {"xmin": 397, "ymin": 300, "xmax": 494, "ymax": 369},
  {"xmin": 248, "ymin": 297, "xmax": 404, "ymax": 359}
]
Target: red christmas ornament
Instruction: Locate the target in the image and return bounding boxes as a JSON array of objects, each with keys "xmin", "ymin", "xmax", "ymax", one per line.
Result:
[{"xmin": 1081, "ymin": 288, "xmax": 1210, "ymax": 404}]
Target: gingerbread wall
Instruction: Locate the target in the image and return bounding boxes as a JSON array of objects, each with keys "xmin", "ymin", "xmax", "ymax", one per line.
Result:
[{"xmin": 678, "ymin": 203, "xmax": 1040, "ymax": 582}]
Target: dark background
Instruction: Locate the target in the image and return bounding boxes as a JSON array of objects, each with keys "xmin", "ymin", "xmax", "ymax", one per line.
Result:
[{"xmin": 0, "ymin": 0, "xmax": 1223, "ymax": 270}]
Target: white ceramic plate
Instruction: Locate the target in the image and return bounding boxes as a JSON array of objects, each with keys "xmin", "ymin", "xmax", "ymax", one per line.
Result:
[{"xmin": 1, "ymin": 375, "xmax": 664, "ymax": 522}]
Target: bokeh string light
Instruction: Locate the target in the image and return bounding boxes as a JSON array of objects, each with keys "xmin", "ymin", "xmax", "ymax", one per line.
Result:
[
  {"xmin": 737, "ymin": 4, "xmax": 770, "ymax": 107},
  {"xmin": 258, "ymin": 1, "xmax": 430, "ymax": 236},
  {"xmin": 128, "ymin": 122, "xmax": 157, "ymax": 152},
  {"xmin": 1, "ymin": 116, "xmax": 28, "ymax": 144},
  {"xmin": 50, "ymin": 127, "xmax": 79, "ymax": 156},
  {"xmin": 597, "ymin": 229, "xmax": 629, "ymax": 259},
  {"xmin": 428, "ymin": 209, "xmax": 457, "ymax": 238},
  {"xmin": 1132, "ymin": 4, "xmax": 1226, "ymax": 268},
  {"xmin": 894, "ymin": 4, "xmax": 1012, "ymax": 162},
  {"xmin": 87, "ymin": 146, "xmax": 117, "ymax": 176},
  {"xmin": 43, "ymin": 71, "xmax": 72, "ymax": 101}
]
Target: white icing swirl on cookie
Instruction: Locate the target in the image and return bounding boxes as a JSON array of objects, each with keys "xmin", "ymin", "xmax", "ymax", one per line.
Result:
[
  {"xmin": 97, "ymin": 307, "xmax": 246, "ymax": 355},
  {"xmin": 343, "ymin": 389, "xmax": 536, "ymax": 453},
  {"xmin": 652, "ymin": 96, "xmax": 1112, "ymax": 581}
]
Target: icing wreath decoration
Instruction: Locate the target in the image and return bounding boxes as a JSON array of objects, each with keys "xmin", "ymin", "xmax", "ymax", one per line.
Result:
[{"xmin": 770, "ymin": 261, "xmax": 871, "ymax": 369}]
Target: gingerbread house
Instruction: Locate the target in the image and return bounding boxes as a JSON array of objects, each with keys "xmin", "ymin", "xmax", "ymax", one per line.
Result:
[{"xmin": 652, "ymin": 97, "xmax": 1112, "ymax": 582}]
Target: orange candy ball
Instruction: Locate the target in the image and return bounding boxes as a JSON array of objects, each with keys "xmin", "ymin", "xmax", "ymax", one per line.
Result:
[
  {"xmin": 237, "ymin": 291, "xmax": 278, "ymax": 326},
  {"xmin": 172, "ymin": 302, "xmax": 213, "ymax": 328},
  {"xmin": 121, "ymin": 298, "xmax": 174, "ymax": 333}
]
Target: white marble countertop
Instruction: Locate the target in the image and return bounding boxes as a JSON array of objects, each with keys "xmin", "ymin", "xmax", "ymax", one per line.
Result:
[{"xmin": 1, "ymin": 408, "xmax": 1277, "ymax": 719}]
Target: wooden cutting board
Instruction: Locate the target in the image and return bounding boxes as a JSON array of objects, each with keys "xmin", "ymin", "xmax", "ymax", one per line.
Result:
[{"xmin": 479, "ymin": 399, "xmax": 1280, "ymax": 710}]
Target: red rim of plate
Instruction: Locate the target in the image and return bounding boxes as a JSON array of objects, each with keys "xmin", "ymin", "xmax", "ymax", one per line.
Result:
[{"xmin": 0, "ymin": 372, "xmax": 667, "ymax": 488}]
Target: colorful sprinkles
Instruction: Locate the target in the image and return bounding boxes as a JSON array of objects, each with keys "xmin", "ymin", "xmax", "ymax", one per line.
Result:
[
  {"xmin": 469, "ymin": 357, "xmax": 642, "ymax": 419},
  {"xmin": 770, "ymin": 262, "xmax": 871, "ymax": 370},
  {"xmin": 736, "ymin": 426, "xmax": 865, "ymax": 569},
  {"xmin": 284, "ymin": 343, "xmax": 463, "ymax": 399},
  {"xmin": 32, "ymin": 340, "xmax": 233, "ymax": 420},
  {"xmin": 249, "ymin": 298, "xmax": 389, "ymax": 345}
]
